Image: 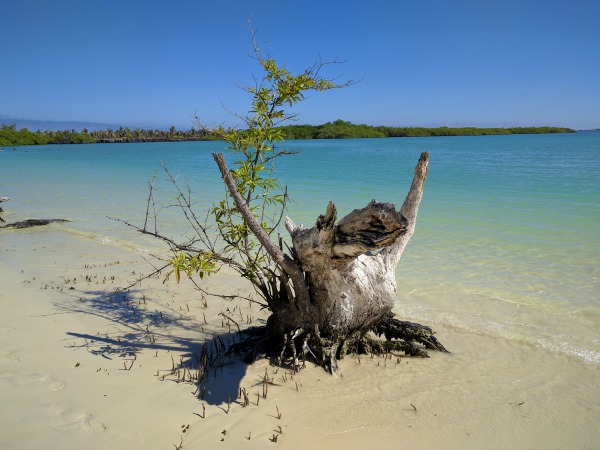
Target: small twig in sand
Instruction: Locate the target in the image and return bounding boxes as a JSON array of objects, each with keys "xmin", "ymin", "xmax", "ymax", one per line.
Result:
[
  {"xmin": 218, "ymin": 312, "xmax": 241, "ymax": 334},
  {"xmin": 241, "ymin": 388, "xmax": 250, "ymax": 407},
  {"xmin": 262, "ymin": 371, "xmax": 269, "ymax": 399}
]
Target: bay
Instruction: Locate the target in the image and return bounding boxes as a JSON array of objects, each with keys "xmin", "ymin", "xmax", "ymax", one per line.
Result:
[{"xmin": 1, "ymin": 132, "xmax": 599, "ymax": 364}]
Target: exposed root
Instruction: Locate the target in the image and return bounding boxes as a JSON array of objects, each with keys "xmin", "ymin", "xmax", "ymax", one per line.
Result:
[
  {"xmin": 224, "ymin": 312, "xmax": 448, "ymax": 374},
  {"xmin": 370, "ymin": 311, "xmax": 449, "ymax": 356}
]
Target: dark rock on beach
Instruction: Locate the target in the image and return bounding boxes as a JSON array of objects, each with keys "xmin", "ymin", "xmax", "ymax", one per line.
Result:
[{"xmin": 0, "ymin": 219, "xmax": 70, "ymax": 229}]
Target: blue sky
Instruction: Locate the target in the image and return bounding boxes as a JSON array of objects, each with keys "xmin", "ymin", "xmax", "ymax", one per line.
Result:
[{"xmin": 2, "ymin": 0, "xmax": 599, "ymax": 130}]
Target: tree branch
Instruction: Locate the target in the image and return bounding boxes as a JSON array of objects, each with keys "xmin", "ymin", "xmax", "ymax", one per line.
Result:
[
  {"xmin": 381, "ymin": 151, "xmax": 429, "ymax": 269},
  {"xmin": 212, "ymin": 153, "xmax": 311, "ymax": 312}
]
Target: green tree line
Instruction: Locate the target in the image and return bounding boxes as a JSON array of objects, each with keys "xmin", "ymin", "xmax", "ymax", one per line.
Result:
[
  {"xmin": 278, "ymin": 120, "xmax": 575, "ymax": 139},
  {"xmin": 0, "ymin": 121, "xmax": 575, "ymax": 147},
  {"xmin": 0, "ymin": 124, "xmax": 218, "ymax": 146}
]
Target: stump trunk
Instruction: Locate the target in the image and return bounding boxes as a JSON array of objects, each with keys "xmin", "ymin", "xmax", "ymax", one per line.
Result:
[{"xmin": 215, "ymin": 152, "xmax": 447, "ymax": 372}]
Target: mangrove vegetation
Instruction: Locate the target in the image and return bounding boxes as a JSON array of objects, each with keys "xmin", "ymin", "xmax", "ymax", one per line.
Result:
[
  {"xmin": 278, "ymin": 120, "xmax": 575, "ymax": 139},
  {"xmin": 0, "ymin": 121, "xmax": 575, "ymax": 147}
]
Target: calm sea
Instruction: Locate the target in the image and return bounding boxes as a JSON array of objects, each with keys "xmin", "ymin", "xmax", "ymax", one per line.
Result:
[{"xmin": 1, "ymin": 133, "xmax": 599, "ymax": 363}]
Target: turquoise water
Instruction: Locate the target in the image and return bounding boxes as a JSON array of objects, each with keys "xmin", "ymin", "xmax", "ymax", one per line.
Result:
[{"xmin": 1, "ymin": 133, "xmax": 599, "ymax": 363}]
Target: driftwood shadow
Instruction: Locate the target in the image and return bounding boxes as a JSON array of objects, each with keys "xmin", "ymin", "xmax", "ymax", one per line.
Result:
[{"xmin": 60, "ymin": 285, "xmax": 253, "ymax": 406}]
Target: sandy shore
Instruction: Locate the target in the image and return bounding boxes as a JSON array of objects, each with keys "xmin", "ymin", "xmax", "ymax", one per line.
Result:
[{"xmin": 1, "ymin": 227, "xmax": 598, "ymax": 449}]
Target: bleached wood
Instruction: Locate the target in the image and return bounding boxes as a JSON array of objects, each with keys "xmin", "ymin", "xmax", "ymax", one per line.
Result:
[
  {"xmin": 283, "ymin": 152, "xmax": 430, "ymax": 335},
  {"xmin": 381, "ymin": 152, "xmax": 429, "ymax": 270},
  {"xmin": 214, "ymin": 150, "xmax": 430, "ymax": 359}
]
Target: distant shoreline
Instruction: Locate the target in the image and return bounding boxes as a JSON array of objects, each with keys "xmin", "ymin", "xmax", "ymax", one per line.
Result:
[{"xmin": 0, "ymin": 121, "xmax": 577, "ymax": 147}]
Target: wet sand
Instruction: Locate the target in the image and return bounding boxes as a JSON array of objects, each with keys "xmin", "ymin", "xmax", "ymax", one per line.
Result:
[{"xmin": 1, "ymin": 227, "xmax": 598, "ymax": 449}]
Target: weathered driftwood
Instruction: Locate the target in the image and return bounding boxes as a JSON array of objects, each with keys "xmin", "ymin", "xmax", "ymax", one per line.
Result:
[
  {"xmin": 0, "ymin": 196, "xmax": 8, "ymax": 222},
  {"xmin": 0, "ymin": 219, "xmax": 69, "ymax": 229},
  {"xmin": 215, "ymin": 151, "xmax": 447, "ymax": 372},
  {"xmin": 285, "ymin": 199, "xmax": 409, "ymax": 335}
]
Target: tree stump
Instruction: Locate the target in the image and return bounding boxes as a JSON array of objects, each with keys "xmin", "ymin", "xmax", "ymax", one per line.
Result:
[{"xmin": 217, "ymin": 152, "xmax": 448, "ymax": 373}]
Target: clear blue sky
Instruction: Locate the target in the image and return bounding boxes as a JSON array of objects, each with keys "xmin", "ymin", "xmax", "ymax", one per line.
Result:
[{"xmin": 2, "ymin": 0, "xmax": 599, "ymax": 130}]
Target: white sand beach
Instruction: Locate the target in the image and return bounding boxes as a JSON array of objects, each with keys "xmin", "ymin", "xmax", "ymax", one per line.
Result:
[{"xmin": 1, "ymin": 227, "xmax": 598, "ymax": 449}]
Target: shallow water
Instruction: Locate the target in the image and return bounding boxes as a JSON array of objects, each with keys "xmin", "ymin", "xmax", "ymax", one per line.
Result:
[{"xmin": 1, "ymin": 132, "xmax": 599, "ymax": 364}]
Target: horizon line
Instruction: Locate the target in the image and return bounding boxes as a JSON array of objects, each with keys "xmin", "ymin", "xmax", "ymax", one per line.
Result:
[{"xmin": 0, "ymin": 117, "xmax": 590, "ymax": 132}]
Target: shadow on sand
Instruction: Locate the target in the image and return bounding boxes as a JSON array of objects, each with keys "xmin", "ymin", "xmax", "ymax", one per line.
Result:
[{"xmin": 60, "ymin": 284, "xmax": 264, "ymax": 406}]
